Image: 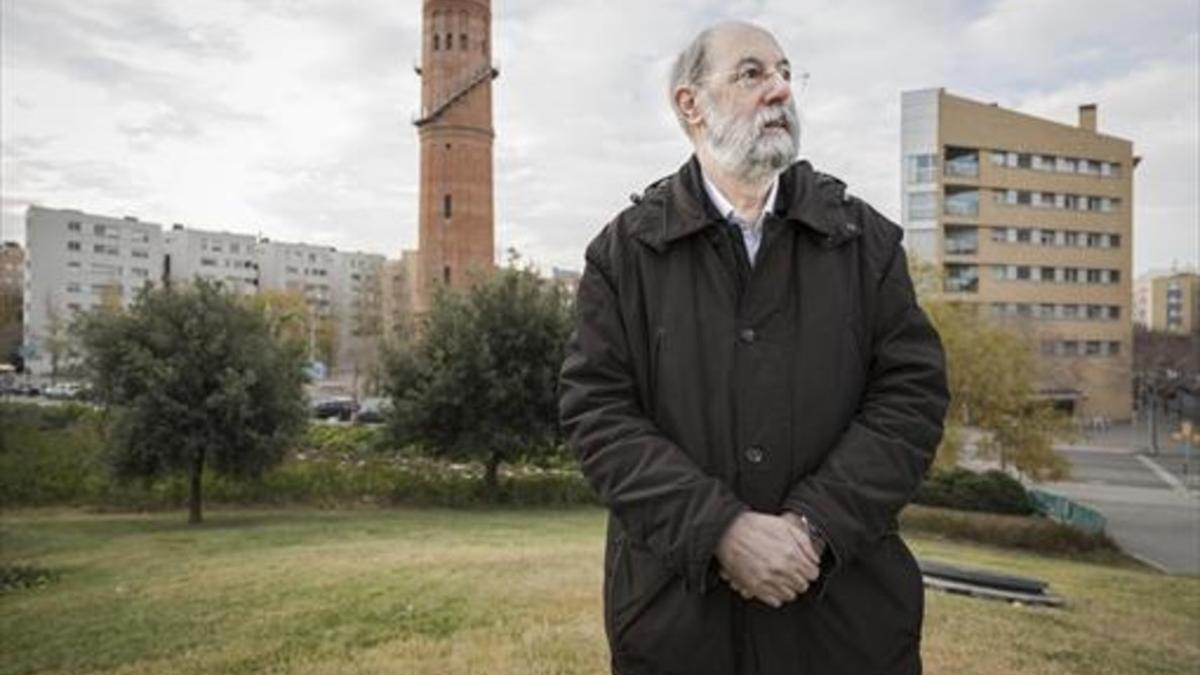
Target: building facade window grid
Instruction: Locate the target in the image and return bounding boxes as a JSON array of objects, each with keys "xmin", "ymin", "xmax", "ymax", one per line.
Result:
[{"xmin": 988, "ymin": 148, "xmax": 1120, "ymax": 178}]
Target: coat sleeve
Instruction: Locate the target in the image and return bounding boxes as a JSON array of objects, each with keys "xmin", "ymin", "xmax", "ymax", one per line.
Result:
[
  {"xmin": 783, "ymin": 216, "xmax": 949, "ymax": 575},
  {"xmin": 559, "ymin": 233, "xmax": 747, "ymax": 593}
]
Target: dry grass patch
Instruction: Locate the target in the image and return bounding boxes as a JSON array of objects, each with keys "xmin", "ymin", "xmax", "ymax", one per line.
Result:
[{"xmin": 1, "ymin": 507, "xmax": 1196, "ymax": 675}]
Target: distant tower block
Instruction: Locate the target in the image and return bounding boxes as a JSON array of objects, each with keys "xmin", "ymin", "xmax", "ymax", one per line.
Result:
[{"xmin": 414, "ymin": 0, "xmax": 498, "ymax": 311}]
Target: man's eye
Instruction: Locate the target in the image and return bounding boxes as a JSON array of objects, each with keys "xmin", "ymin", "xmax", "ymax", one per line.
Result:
[
  {"xmin": 738, "ymin": 66, "xmax": 763, "ymax": 82},
  {"xmin": 778, "ymin": 65, "xmax": 792, "ymax": 81}
]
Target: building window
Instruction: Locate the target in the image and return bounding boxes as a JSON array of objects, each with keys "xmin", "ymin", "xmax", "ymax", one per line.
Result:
[
  {"xmin": 907, "ymin": 191, "xmax": 937, "ymax": 220},
  {"xmin": 131, "ymin": 249, "xmax": 149, "ymax": 259},
  {"xmin": 906, "ymin": 154, "xmax": 938, "ymax": 184},
  {"xmin": 443, "ymin": 265, "xmax": 451, "ymax": 285},
  {"xmin": 434, "ymin": 33, "xmax": 440, "ymax": 50},
  {"xmin": 67, "ymin": 241, "xmax": 81, "ymax": 252},
  {"xmin": 944, "ymin": 264, "xmax": 978, "ymax": 293},
  {"xmin": 461, "ymin": 33, "xmax": 468, "ymax": 49},
  {"xmin": 943, "ymin": 225, "xmax": 977, "ymax": 255},
  {"xmin": 943, "ymin": 187, "xmax": 979, "ymax": 217},
  {"xmin": 68, "ymin": 221, "xmax": 81, "ymax": 232},
  {"xmin": 446, "ymin": 32, "xmax": 453, "ymax": 49},
  {"xmin": 443, "ymin": 193, "xmax": 452, "ymax": 219},
  {"xmin": 943, "ymin": 147, "xmax": 979, "ymax": 178}
]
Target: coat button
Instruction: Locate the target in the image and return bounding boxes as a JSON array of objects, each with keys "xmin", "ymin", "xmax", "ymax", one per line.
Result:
[
  {"xmin": 739, "ymin": 328, "xmax": 756, "ymax": 344},
  {"xmin": 744, "ymin": 446, "xmax": 765, "ymax": 464}
]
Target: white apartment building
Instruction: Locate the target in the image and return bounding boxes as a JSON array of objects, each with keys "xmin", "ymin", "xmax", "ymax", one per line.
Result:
[
  {"xmin": 23, "ymin": 205, "xmax": 394, "ymax": 379},
  {"xmin": 23, "ymin": 206, "xmax": 165, "ymax": 377},
  {"xmin": 163, "ymin": 226, "xmax": 260, "ymax": 294},
  {"xmin": 256, "ymin": 239, "xmax": 339, "ymax": 317}
]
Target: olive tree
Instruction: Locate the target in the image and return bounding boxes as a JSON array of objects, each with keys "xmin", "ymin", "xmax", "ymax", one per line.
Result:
[
  {"xmin": 383, "ymin": 264, "xmax": 574, "ymax": 492},
  {"xmin": 77, "ymin": 280, "xmax": 308, "ymax": 523}
]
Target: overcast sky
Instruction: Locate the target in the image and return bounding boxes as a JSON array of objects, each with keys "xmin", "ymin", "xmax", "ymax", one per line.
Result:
[{"xmin": 2, "ymin": 0, "xmax": 1197, "ymax": 275}]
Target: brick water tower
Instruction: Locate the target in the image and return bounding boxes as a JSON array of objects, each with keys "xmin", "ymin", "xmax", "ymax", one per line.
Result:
[{"xmin": 414, "ymin": 0, "xmax": 498, "ymax": 312}]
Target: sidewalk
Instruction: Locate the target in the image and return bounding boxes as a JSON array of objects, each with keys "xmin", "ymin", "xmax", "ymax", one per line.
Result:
[{"xmin": 959, "ymin": 425, "xmax": 1200, "ymax": 575}]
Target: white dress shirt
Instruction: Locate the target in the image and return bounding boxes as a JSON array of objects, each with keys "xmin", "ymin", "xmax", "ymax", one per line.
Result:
[{"xmin": 701, "ymin": 172, "xmax": 779, "ymax": 267}]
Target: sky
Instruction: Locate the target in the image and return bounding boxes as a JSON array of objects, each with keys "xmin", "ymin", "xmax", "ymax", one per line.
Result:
[{"xmin": 1, "ymin": 0, "xmax": 1197, "ymax": 276}]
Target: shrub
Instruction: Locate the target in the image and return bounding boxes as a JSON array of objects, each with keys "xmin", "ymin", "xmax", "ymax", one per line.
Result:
[
  {"xmin": 0, "ymin": 403, "xmax": 107, "ymax": 507},
  {"xmin": 915, "ymin": 467, "xmax": 1035, "ymax": 515},
  {"xmin": 1, "ymin": 406, "xmax": 594, "ymax": 510},
  {"xmin": 900, "ymin": 504, "xmax": 1122, "ymax": 558},
  {"xmin": 0, "ymin": 564, "xmax": 60, "ymax": 593}
]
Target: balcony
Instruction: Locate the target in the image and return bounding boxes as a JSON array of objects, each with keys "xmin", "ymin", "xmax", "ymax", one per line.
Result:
[
  {"xmin": 944, "ymin": 264, "xmax": 979, "ymax": 293},
  {"xmin": 944, "ymin": 187, "xmax": 979, "ymax": 217},
  {"xmin": 943, "ymin": 146, "xmax": 979, "ymax": 179},
  {"xmin": 944, "ymin": 225, "xmax": 978, "ymax": 255}
]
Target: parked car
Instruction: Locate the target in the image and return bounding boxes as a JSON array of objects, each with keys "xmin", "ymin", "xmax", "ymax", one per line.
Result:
[
  {"xmin": 353, "ymin": 397, "xmax": 393, "ymax": 424},
  {"xmin": 44, "ymin": 382, "xmax": 87, "ymax": 400},
  {"xmin": 3, "ymin": 383, "xmax": 40, "ymax": 397},
  {"xmin": 312, "ymin": 397, "xmax": 357, "ymax": 422}
]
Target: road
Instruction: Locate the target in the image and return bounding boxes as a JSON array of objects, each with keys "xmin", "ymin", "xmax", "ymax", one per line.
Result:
[{"xmin": 1039, "ymin": 443, "xmax": 1199, "ymax": 575}]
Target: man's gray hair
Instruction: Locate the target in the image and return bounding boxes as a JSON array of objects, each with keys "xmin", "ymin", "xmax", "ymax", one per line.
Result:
[{"xmin": 668, "ymin": 27, "xmax": 716, "ymax": 134}]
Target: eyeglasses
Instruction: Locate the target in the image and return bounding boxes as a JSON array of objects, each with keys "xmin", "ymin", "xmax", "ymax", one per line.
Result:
[{"xmin": 701, "ymin": 62, "xmax": 809, "ymax": 93}]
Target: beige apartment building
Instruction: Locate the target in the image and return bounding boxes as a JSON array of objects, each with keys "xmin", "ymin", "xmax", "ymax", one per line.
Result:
[
  {"xmin": 1135, "ymin": 268, "xmax": 1199, "ymax": 334},
  {"xmin": 901, "ymin": 88, "xmax": 1136, "ymax": 420}
]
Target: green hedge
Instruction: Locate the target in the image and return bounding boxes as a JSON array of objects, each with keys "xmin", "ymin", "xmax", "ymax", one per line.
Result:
[
  {"xmin": 900, "ymin": 504, "xmax": 1121, "ymax": 558},
  {"xmin": 0, "ymin": 403, "xmax": 594, "ymax": 509},
  {"xmin": 914, "ymin": 467, "xmax": 1035, "ymax": 515}
]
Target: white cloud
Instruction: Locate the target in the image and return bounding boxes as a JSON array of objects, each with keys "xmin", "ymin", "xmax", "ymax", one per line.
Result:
[{"xmin": 1, "ymin": 0, "xmax": 1197, "ymax": 276}]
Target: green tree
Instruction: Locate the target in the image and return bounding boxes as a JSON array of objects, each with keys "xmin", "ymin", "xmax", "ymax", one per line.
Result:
[
  {"xmin": 914, "ymin": 262, "xmax": 1075, "ymax": 480},
  {"xmin": 383, "ymin": 263, "xmax": 574, "ymax": 492},
  {"xmin": 77, "ymin": 280, "xmax": 308, "ymax": 524},
  {"xmin": 42, "ymin": 299, "xmax": 75, "ymax": 384}
]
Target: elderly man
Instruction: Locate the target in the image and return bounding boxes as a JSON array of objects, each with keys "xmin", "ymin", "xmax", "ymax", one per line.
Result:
[{"xmin": 559, "ymin": 20, "xmax": 949, "ymax": 675}]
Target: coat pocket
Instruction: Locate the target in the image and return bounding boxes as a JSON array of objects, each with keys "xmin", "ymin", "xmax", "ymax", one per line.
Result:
[
  {"xmin": 610, "ymin": 543, "xmax": 735, "ymax": 675},
  {"xmin": 609, "ymin": 540, "xmax": 674, "ymax": 645}
]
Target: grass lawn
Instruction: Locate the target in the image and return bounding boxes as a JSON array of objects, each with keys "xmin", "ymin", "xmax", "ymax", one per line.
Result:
[{"xmin": 1, "ymin": 507, "xmax": 1197, "ymax": 675}]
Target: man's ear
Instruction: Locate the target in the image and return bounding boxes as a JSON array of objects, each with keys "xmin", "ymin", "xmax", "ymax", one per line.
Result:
[{"xmin": 674, "ymin": 86, "xmax": 703, "ymax": 127}]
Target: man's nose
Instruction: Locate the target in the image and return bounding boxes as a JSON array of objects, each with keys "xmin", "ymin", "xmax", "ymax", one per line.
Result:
[{"xmin": 761, "ymin": 71, "xmax": 791, "ymax": 105}]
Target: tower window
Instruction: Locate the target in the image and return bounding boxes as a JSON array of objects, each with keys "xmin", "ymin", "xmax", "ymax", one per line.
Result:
[
  {"xmin": 433, "ymin": 34, "xmax": 439, "ymax": 50},
  {"xmin": 446, "ymin": 32, "xmax": 453, "ymax": 49},
  {"xmin": 461, "ymin": 34, "xmax": 468, "ymax": 50},
  {"xmin": 443, "ymin": 194, "xmax": 452, "ymax": 219},
  {"xmin": 443, "ymin": 266, "xmax": 451, "ymax": 285}
]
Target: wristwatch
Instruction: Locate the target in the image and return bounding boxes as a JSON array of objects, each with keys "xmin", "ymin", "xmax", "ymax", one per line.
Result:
[{"xmin": 798, "ymin": 514, "xmax": 828, "ymax": 558}]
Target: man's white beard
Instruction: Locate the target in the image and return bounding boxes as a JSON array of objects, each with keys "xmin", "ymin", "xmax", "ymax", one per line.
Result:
[{"xmin": 699, "ymin": 93, "xmax": 801, "ymax": 184}]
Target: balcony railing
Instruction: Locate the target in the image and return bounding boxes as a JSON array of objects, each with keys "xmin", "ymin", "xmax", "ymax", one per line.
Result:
[{"xmin": 944, "ymin": 160, "xmax": 979, "ymax": 178}]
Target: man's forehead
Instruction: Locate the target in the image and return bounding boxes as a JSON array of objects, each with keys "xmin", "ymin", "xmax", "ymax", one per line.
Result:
[{"xmin": 707, "ymin": 24, "xmax": 787, "ymax": 67}]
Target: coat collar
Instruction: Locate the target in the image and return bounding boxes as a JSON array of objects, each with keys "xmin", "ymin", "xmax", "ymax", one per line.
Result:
[{"xmin": 634, "ymin": 155, "xmax": 857, "ymax": 252}]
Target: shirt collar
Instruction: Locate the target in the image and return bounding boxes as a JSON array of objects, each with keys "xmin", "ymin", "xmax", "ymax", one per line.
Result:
[{"xmin": 701, "ymin": 169, "xmax": 779, "ymax": 234}]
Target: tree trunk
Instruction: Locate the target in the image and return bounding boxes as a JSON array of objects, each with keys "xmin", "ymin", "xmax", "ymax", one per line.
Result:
[
  {"xmin": 484, "ymin": 452, "xmax": 501, "ymax": 496},
  {"xmin": 188, "ymin": 451, "xmax": 204, "ymax": 525},
  {"xmin": 1150, "ymin": 398, "xmax": 1159, "ymax": 454}
]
